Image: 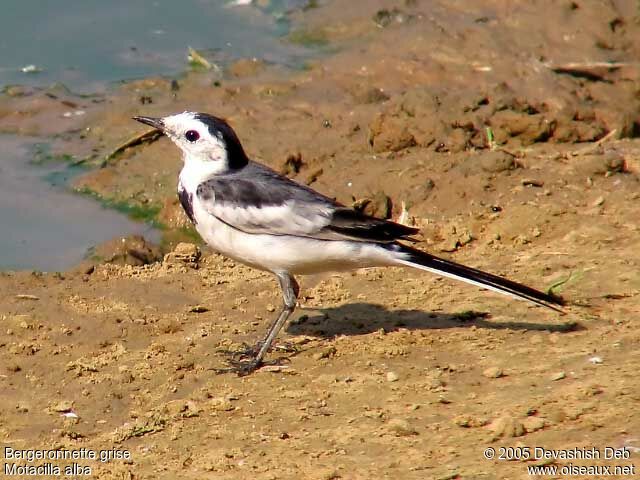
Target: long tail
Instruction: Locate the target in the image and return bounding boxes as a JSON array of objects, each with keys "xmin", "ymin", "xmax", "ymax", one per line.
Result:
[{"xmin": 390, "ymin": 244, "xmax": 565, "ymax": 313}]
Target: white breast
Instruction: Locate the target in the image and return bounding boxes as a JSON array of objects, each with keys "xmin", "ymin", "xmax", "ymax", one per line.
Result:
[
  {"xmin": 189, "ymin": 195, "xmax": 396, "ymax": 275},
  {"xmin": 179, "ymin": 162, "xmax": 397, "ymax": 275}
]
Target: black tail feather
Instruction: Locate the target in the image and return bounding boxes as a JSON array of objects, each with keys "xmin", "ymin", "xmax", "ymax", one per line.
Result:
[{"xmin": 395, "ymin": 245, "xmax": 565, "ymax": 313}]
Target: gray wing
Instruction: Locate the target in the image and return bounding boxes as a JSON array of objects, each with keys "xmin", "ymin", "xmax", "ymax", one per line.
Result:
[{"xmin": 196, "ymin": 162, "xmax": 419, "ymax": 242}]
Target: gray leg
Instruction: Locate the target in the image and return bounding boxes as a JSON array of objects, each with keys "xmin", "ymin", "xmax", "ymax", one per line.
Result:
[
  {"xmin": 253, "ymin": 273, "xmax": 299, "ymax": 365},
  {"xmin": 218, "ymin": 272, "xmax": 299, "ymax": 376}
]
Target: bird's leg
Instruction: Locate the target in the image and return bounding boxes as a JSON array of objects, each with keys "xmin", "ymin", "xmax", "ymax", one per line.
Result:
[{"xmin": 218, "ymin": 273, "xmax": 299, "ymax": 376}]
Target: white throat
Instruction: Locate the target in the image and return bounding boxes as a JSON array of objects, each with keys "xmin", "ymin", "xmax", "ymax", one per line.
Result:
[{"xmin": 178, "ymin": 155, "xmax": 226, "ymax": 192}]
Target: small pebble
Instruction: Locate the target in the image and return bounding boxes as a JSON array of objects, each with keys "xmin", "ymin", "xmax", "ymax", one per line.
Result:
[
  {"xmin": 550, "ymin": 371, "xmax": 566, "ymax": 381},
  {"xmin": 164, "ymin": 242, "xmax": 201, "ymax": 266},
  {"xmin": 522, "ymin": 416, "xmax": 546, "ymax": 433},
  {"xmin": 452, "ymin": 414, "xmax": 487, "ymax": 428},
  {"xmin": 15, "ymin": 294, "xmax": 39, "ymax": 300},
  {"xmin": 490, "ymin": 415, "xmax": 525, "ymax": 438},
  {"xmin": 50, "ymin": 400, "xmax": 74, "ymax": 413},
  {"xmin": 386, "ymin": 371, "xmax": 399, "ymax": 382},
  {"xmin": 7, "ymin": 364, "xmax": 21, "ymax": 373},
  {"xmin": 312, "ymin": 346, "xmax": 337, "ymax": 361},
  {"xmin": 208, "ymin": 397, "xmax": 234, "ymax": 412},
  {"xmin": 387, "ymin": 418, "xmax": 418, "ymax": 436},
  {"xmin": 189, "ymin": 305, "xmax": 209, "ymax": 313},
  {"xmin": 482, "ymin": 367, "xmax": 504, "ymax": 378},
  {"xmin": 522, "ymin": 178, "xmax": 544, "ymax": 187},
  {"xmin": 480, "ymin": 151, "xmax": 514, "ymax": 173},
  {"xmin": 435, "ymin": 472, "xmax": 460, "ymax": 480},
  {"xmin": 453, "ymin": 415, "xmax": 473, "ymax": 428},
  {"xmin": 589, "ymin": 356, "xmax": 603, "ymax": 364}
]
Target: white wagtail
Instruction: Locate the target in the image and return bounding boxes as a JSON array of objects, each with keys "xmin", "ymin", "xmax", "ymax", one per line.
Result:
[{"xmin": 133, "ymin": 112, "xmax": 564, "ymax": 374}]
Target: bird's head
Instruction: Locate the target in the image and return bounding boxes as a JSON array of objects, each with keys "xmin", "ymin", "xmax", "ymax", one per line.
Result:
[{"xmin": 133, "ymin": 111, "xmax": 248, "ymax": 171}]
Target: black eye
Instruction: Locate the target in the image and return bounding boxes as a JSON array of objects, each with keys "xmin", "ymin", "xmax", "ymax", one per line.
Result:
[{"xmin": 185, "ymin": 130, "xmax": 200, "ymax": 142}]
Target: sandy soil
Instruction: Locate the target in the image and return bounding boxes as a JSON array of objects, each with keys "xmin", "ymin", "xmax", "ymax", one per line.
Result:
[{"xmin": 2, "ymin": 1, "xmax": 640, "ymax": 478}]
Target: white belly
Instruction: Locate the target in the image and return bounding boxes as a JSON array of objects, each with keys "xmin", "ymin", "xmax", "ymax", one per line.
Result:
[{"xmin": 191, "ymin": 199, "xmax": 396, "ymax": 275}]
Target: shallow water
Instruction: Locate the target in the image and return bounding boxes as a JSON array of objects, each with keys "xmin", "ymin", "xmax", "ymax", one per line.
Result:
[
  {"xmin": 0, "ymin": 0, "xmax": 310, "ymax": 270},
  {"xmin": 0, "ymin": 0, "xmax": 306, "ymax": 92},
  {"xmin": 0, "ymin": 136, "xmax": 160, "ymax": 271}
]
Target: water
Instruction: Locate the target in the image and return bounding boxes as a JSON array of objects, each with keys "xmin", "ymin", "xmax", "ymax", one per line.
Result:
[
  {"xmin": 0, "ymin": 0, "xmax": 312, "ymax": 270},
  {"xmin": 0, "ymin": 136, "xmax": 160, "ymax": 271},
  {"xmin": 0, "ymin": 0, "xmax": 307, "ymax": 92}
]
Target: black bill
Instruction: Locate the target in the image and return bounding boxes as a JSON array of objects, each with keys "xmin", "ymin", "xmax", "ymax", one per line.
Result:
[{"xmin": 133, "ymin": 116, "xmax": 165, "ymax": 131}]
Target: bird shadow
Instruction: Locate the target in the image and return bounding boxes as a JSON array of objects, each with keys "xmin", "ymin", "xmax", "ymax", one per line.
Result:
[{"xmin": 286, "ymin": 302, "xmax": 581, "ymax": 338}]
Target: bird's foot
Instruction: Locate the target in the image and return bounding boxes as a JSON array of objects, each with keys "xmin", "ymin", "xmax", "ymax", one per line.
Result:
[
  {"xmin": 214, "ymin": 356, "xmax": 263, "ymax": 376},
  {"xmin": 215, "ymin": 341, "xmax": 296, "ymax": 376}
]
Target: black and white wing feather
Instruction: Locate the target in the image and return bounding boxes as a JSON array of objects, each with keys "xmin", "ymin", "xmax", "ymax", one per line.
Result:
[{"xmin": 195, "ymin": 162, "xmax": 418, "ymax": 242}]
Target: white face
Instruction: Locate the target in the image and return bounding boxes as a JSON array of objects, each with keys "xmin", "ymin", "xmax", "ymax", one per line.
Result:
[{"xmin": 161, "ymin": 111, "xmax": 227, "ymax": 165}]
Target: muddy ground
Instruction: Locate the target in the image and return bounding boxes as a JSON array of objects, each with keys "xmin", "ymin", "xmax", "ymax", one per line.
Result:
[{"xmin": 2, "ymin": 1, "xmax": 640, "ymax": 478}]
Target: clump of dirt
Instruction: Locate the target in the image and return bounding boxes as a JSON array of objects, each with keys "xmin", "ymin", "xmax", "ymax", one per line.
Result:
[
  {"xmin": 86, "ymin": 235, "xmax": 162, "ymax": 267},
  {"xmin": 368, "ymin": 85, "xmax": 619, "ymax": 154}
]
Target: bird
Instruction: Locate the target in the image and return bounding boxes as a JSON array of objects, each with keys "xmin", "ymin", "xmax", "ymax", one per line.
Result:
[{"xmin": 133, "ymin": 112, "xmax": 564, "ymax": 375}]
